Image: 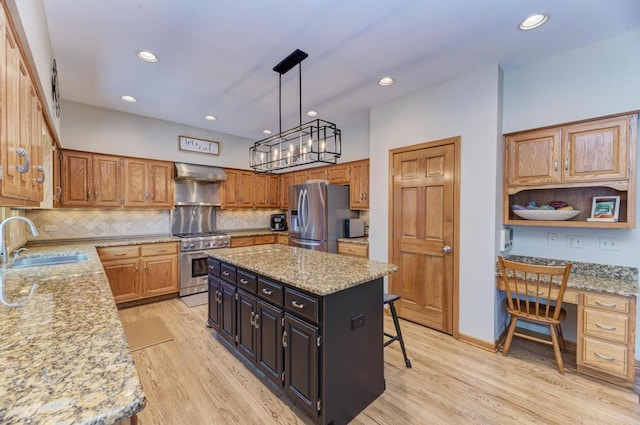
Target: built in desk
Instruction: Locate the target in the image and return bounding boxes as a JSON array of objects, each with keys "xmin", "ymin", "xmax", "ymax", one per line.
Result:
[{"xmin": 496, "ymin": 255, "xmax": 638, "ymax": 388}]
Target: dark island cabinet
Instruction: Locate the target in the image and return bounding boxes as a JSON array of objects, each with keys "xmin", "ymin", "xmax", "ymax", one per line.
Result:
[{"xmin": 207, "ymin": 257, "xmax": 384, "ymax": 425}]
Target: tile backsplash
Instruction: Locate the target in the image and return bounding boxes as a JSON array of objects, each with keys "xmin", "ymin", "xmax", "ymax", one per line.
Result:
[
  {"xmin": 26, "ymin": 209, "xmax": 171, "ymax": 240},
  {"xmin": 217, "ymin": 209, "xmax": 283, "ymax": 231}
]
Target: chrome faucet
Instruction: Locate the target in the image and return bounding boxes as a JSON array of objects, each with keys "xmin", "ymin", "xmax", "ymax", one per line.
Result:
[{"xmin": 0, "ymin": 217, "xmax": 39, "ymax": 265}]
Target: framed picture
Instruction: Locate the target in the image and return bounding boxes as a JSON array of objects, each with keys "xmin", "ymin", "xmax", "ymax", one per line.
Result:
[
  {"xmin": 179, "ymin": 136, "xmax": 220, "ymax": 155},
  {"xmin": 587, "ymin": 196, "xmax": 620, "ymax": 222}
]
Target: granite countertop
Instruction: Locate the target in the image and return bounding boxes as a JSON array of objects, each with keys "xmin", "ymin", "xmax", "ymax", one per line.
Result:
[
  {"xmin": 0, "ymin": 237, "xmax": 178, "ymax": 424},
  {"xmin": 497, "ymin": 255, "xmax": 639, "ymax": 298},
  {"xmin": 207, "ymin": 244, "xmax": 396, "ymax": 296},
  {"xmin": 337, "ymin": 237, "xmax": 369, "ymax": 245}
]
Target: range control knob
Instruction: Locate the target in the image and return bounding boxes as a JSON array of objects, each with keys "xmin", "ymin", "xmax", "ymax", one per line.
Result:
[
  {"xmin": 189, "ymin": 242, "xmax": 196, "ymax": 249},
  {"xmin": 203, "ymin": 242, "xmax": 210, "ymax": 247},
  {"xmin": 182, "ymin": 243, "xmax": 189, "ymax": 250}
]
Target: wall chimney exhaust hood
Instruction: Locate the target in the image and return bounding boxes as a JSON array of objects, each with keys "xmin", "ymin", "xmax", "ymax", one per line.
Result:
[{"xmin": 174, "ymin": 163, "xmax": 227, "ymax": 182}]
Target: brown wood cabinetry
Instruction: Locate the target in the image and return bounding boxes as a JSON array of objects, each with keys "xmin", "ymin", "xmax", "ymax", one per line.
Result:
[
  {"xmin": 0, "ymin": 5, "xmax": 47, "ymax": 206},
  {"xmin": 337, "ymin": 241, "xmax": 368, "ymax": 258},
  {"xmin": 254, "ymin": 174, "xmax": 280, "ymax": 208},
  {"xmin": 280, "ymin": 173, "xmax": 295, "ymax": 208},
  {"xmin": 504, "ymin": 113, "xmax": 637, "ymax": 228},
  {"xmin": 349, "ymin": 160, "xmax": 369, "ymax": 209},
  {"xmin": 308, "ymin": 167, "xmax": 327, "ymax": 181},
  {"xmin": 99, "ymin": 242, "xmax": 179, "ymax": 304},
  {"xmin": 293, "ymin": 170, "xmax": 309, "ymax": 185},
  {"xmin": 230, "ymin": 234, "xmax": 278, "ymax": 248},
  {"xmin": 276, "ymin": 234, "xmax": 289, "ymax": 245},
  {"xmin": 221, "ymin": 168, "xmax": 254, "ymax": 208},
  {"xmin": 60, "ymin": 150, "xmax": 172, "ymax": 208},
  {"xmin": 577, "ymin": 293, "xmax": 636, "ymax": 387},
  {"xmin": 327, "ymin": 164, "xmax": 350, "ymax": 184}
]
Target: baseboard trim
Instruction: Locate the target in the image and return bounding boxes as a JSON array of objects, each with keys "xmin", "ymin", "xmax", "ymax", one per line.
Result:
[{"xmin": 458, "ymin": 332, "xmax": 496, "ymax": 353}]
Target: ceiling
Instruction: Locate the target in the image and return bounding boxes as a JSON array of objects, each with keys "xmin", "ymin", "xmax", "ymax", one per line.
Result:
[{"xmin": 42, "ymin": 0, "xmax": 640, "ymax": 140}]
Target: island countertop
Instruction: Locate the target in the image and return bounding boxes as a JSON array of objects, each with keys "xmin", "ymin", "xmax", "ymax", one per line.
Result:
[
  {"xmin": 207, "ymin": 244, "xmax": 397, "ymax": 296},
  {"xmin": 0, "ymin": 240, "xmax": 156, "ymax": 424}
]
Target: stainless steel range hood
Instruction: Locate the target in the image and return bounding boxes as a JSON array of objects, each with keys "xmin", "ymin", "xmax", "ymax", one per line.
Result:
[
  {"xmin": 175, "ymin": 163, "xmax": 227, "ymax": 181},
  {"xmin": 174, "ymin": 163, "xmax": 227, "ymax": 206}
]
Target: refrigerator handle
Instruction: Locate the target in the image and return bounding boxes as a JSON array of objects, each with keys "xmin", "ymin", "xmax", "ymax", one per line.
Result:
[
  {"xmin": 291, "ymin": 238, "xmax": 322, "ymax": 247},
  {"xmin": 297, "ymin": 188, "xmax": 305, "ymax": 230}
]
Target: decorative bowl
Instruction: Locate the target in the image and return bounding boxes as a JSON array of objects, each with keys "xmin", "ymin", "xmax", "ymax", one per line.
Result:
[{"xmin": 512, "ymin": 209, "xmax": 581, "ymax": 221}]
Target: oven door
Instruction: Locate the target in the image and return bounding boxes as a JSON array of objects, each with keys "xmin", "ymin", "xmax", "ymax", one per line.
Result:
[{"xmin": 180, "ymin": 251, "xmax": 209, "ymax": 296}]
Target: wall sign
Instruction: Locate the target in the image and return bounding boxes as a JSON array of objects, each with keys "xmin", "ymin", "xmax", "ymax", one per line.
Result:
[{"xmin": 179, "ymin": 136, "xmax": 220, "ymax": 155}]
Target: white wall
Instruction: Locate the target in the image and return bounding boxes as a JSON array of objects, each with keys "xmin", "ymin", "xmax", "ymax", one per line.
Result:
[
  {"xmin": 369, "ymin": 64, "xmax": 503, "ymax": 344},
  {"xmin": 503, "ymin": 29, "xmax": 640, "ymax": 358},
  {"xmin": 7, "ymin": 0, "xmax": 60, "ymax": 137},
  {"xmin": 60, "ymin": 101, "xmax": 255, "ymax": 168}
]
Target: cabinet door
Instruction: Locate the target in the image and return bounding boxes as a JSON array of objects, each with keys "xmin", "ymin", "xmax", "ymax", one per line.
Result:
[
  {"xmin": 61, "ymin": 151, "xmax": 93, "ymax": 206},
  {"xmin": 253, "ymin": 174, "xmax": 269, "ymax": 208},
  {"xmin": 208, "ymin": 276, "xmax": 222, "ymax": 330},
  {"xmin": 102, "ymin": 258, "xmax": 140, "ymax": 303},
  {"xmin": 219, "ymin": 281, "xmax": 237, "ymax": 345},
  {"xmin": 349, "ymin": 160, "xmax": 369, "ymax": 209},
  {"xmin": 17, "ymin": 58, "xmax": 32, "ymax": 200},
  {"xmin": 293, "ymin": 170, "xmax": 309, "ymax": 185},
  {"xmin": 327, "ymin": 163, "xmax": 349, "ymax": 185},
  {"xmin": 237, "ymin": 290, "xmax": 258, "ymax": 362},
  {"xmin": 222, "ymin": 169, "xmax": 253, "ymax": 208},
  {"xmin": 147, "ymin": 160, "xmax": 173, "ymax": 207},
  {"xmin": 256, "ymin": 300, "xmax": 283, "ymax": 385},
  {"xmin": 142, "ymin": 254, "xmax": 178, "ymax": 297},
  {"xmin": 283, "ymin": 313, "xmax": 319, "ymax": 417},
  {"xmin": 563, "ymin": 116, "xmax": 631, "ymax": 183},
  {"xmin": 30, "ymin": 96, "xmax": 44, "ymax": 202},
  {"xmin": 123, "ymin": 158, "xmax": 147, "ymax": 207},
  {"xmin": 93, "ymin": 154, "xmax": 123, "ymax": 207},
  {"xmin": 281, "ymin": 173, "xmax": 295, "ymax": 208},
  {"xmin": 308, "ymin": 167, "xmax": 327, "ymax": 181},
  {"xmin": 0, "ymin": 10, "xmax": 22, "ymax": 199},
  {"xmin": 267, "ymin": 174, "xmax": 280, "ymax": 207},
  {"xmin": 505, "ymin": 128, "xmax": 562, "ymax": 186}
]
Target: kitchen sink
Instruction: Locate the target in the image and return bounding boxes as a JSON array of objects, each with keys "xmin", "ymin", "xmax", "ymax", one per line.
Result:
[{"xmin": 11, "ymin": 253, "xmax": 89, "ymax": 268}]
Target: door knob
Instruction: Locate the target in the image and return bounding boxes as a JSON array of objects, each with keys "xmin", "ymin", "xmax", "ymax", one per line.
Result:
[{"xmin": 442, "ymin": 245, "xmax": 451, "ymax": 254}]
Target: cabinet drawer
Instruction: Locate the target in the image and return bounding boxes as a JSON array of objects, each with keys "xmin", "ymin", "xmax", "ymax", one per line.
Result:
[
  {"xmin": 207, "ymin": 258, "xmax": 220, "ymax": 277},
  {"xmin": 230, "ymin": 237, "xmax": 254, "ymax": 248},
  {"xmin": 276, "ymin": 234, "xmax": 289, "ymax": 245},
  {"xmin": 285, "ymin": 288, "xmax": 319, "ymax": 324},
  {"xmin": 98, "ymin": 245, "xmax": 140, "ymax": 261},
  {"xmin": 140, "ymin": 242, "xmax": 178, "ymax": 257},
  {"xmin": 584, "ymin": 293, "xmax": 629, "ymax": 313},
  {"xmin": 220, "ymin": 263, "xmax": 237, "ymax": 285},
  {"xmin": 337, "ymin": 242, "xmax": 368, "ymax": 258},
  {"xmin": 255, "ymin": 235, "xmax": 276, "ymax": 245},
  {"xmin": 583, "ymin": 308, "xmax": 628, "ymax": 344},
  {"xmin": 581, "ymin": 336, "xmax": 629, "ymax": 377},
  {"xmin": 237, "ymin": 269, "xmax": 257, "ymax": 293},
  {"xmin": 258, "ymin": 277, "xmax": 283, "ymax": 307}
]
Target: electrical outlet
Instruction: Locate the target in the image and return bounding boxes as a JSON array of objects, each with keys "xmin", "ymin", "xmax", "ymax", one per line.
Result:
[
  {"xmin": 547, "ymin": 233, "xmax": 559, "ymax": 245},
  {"xmin": 566, "ymin": 235, "xmax": 584, "ymax": 249},
  {"xmin": 44, "ymin": 225, "xmax": 58, "ymax": 232},
  {"xmin": 599, "ymin": 237, "xmax": 618, "ymax": 251}
]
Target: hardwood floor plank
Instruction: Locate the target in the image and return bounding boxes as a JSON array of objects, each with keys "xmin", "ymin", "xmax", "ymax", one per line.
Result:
[{"xmin": 119, "ymin": 298, "xmax": 639, "ymax": 425}]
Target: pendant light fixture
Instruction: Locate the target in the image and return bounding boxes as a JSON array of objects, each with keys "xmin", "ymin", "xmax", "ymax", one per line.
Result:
[{"xmin": 250, "ymin": 49, "xmax": 341, "ymax": 173}]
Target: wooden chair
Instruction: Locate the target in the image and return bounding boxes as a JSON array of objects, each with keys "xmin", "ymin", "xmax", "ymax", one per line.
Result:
[{"xmin": 497, "ymin": 256, "xmax": 572, "ymax": 373}]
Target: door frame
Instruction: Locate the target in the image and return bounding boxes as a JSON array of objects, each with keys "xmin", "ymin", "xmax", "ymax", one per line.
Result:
[{"xmin": 388, "ymin": 136, "xmax": 461, "ymax": 338}]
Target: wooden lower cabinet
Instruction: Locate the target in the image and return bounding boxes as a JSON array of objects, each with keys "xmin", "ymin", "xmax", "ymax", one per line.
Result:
[
  {"xmin": 276, "ymin": 234, "xmax": 289, "ymax": 245},
  {"xmin": 337, "ymin": 241, "xmax": 368, "ymax": 258},
  {"xmin": 231, "ymin": 234, "xmax": 278, "ymax": 248},
  {"xmin": 99, "ymin": 242, "xmax": 179, "ymax": 304},
  {"xmin": 207, "ymin": 258, "xmax": 384, "ymax": 424}
]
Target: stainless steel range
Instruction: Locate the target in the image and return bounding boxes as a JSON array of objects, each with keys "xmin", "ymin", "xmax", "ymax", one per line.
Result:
[
  {"xmin": 176, "ymin": 231, "xmax": 230, "ymax": 296},
  {"xmin": 172, "ymin": 163, "xmax": 230, "ymax": 296}
]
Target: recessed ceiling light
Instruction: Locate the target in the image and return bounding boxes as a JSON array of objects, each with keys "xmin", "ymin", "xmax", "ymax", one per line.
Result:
[
  {"xmin": 306, "ymin": 110, "xmax": 318, "ymax": 117},
  {"xmin": 136, "ymin": 50, "xmax": 159, "ymax": 63},
  {"xmin": 519, "ymin": 13, "xmax": 549, "ymax": 31},
  {"xmin": 262, "ymin": 130, "xmax": 272, "ymax": 135},
  {"xmin": 120, "ymin": 95, "xmax": 137, "ymax": 103},
  {"xmin": 378, "ymin": 76, "xmax": 395, "ymax": 86},
  {"xmin": 204, "ymin": 115, "xmax": 217, "ymax": 121}
]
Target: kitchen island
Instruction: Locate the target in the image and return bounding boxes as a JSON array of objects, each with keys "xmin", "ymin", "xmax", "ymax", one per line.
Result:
[{"xmin": 207, "ymin": 244, "xmax": 397, "ymax": 425}]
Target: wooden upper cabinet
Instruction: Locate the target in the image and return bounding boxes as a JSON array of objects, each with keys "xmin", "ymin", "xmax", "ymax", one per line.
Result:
[
  {"xmin": 327, "ymin": 163, "xmax": 350, "ymax": 185},
  {"xmin": 308, "ymin": 167, "xmax": 327, "ymax": 181},
  {"xmin": 93, "ymin": 154, "xmax": 123, "ymax": 207},
  {"xmin": 563, "ymin": 116, "xmax": 631, "ymax": 183},
  {"xmin": 349, "ymin": 160, "xmax": 369, "ymax": 210},
  {"xmin": 147, "ymin": 160, "xmax": 173, "ymax": 207},
  {"xmin": 505, "ymin": 128, "xmax": 562, "ymax": 187},
  {"xmin": 280, "ymin": 173, "xmax": 295, "ymax": 208},
  {"xmin": 61, "ymin": 150, "xmax": 93, "ymax": 206},
  {"xmin": 123, "ymin": 158, "xmax": 147, "ymax": 207},
  {"xmin": 293, "ymin": 170, "xmax": 309, "ymax": 185},
  {"xmin": 123, "ymin": 158, "xmax": 173, "ymax": 208},
  {"xmin": 254, "ymin": 174, "xmax": 279, "ymax": 208},
  {"xmin": 221, "ymin": 169, "xmax": 254, "ymax": 208}
]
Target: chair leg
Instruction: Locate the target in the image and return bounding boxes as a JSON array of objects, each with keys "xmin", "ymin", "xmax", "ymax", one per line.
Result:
[
  {"xmin": 389, "ymin": 301, "xmax": 412, "ymax": 368},
  {"xmin": 502, "ymin": 316, "xmax": 518, "ymax": 356},
  {"xmin": 549, "ymin": 324, "xmax": 564, "ymax": 373},
  {"xmin": 556, "ymin": 324, "xmax": 566, "ymax": 353}
]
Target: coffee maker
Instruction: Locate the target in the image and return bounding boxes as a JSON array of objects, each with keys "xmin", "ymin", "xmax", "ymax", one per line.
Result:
[{"xmin": 270, "ymin": 213, "xmax": 287, "ymax": 231}]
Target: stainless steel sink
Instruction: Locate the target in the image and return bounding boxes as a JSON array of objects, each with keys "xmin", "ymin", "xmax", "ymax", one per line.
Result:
[{"xmin": 11, "ymin": 253, "xmax": 89, "ymax": 268}]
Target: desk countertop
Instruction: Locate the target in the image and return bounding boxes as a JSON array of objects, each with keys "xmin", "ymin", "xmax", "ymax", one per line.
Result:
[{"xmin": 498, "ymin": 255, "xmax": 639, "ymax": 298}]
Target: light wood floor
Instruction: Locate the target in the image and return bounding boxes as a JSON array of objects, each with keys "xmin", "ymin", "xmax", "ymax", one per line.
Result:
[{"xmin": 119, "ymin": 298, "xmax": 640, "ymax": 425}]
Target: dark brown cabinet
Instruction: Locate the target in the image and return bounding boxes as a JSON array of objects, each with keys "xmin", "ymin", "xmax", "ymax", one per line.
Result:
[{"xmin": 206, "ymin": 256, "xmax": 384, "ymax": 425}]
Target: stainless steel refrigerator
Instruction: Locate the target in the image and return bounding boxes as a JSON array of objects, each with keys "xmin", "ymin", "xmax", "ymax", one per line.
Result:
[{"xmin": 288, "ymin": 181, "xmax": 356, "ymax": 252}]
